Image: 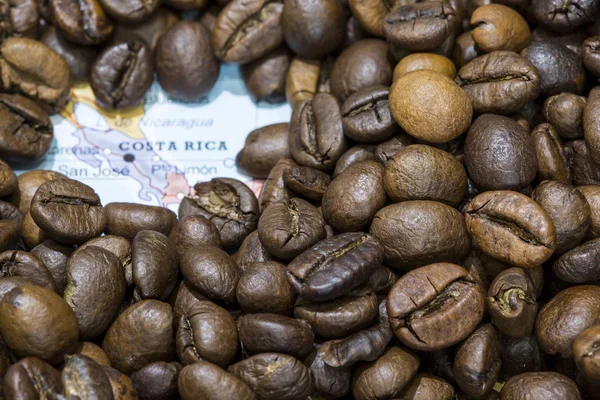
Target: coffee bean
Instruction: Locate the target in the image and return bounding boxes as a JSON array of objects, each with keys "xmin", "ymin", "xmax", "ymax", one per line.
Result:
[
  {"xmin": 259, "ymin": 158, "xmax": 296, "ymax": 212},
  {"xmin": 212, "ymin": 0, "xmax": 284, "ymax": 64},
  {"xmin": 40, "ymin": 26, "xmax": 97, "ymax": 83},
  {"xmin": 347, "ymin": 0, "xmax": 396, "ymax": 37},
  {"xmin": 564, "ymin": 141, "xmax": 600, "ymax": 186},
  {"xmin": 132, "ymin": 230, "xmax": 178, "ymax": 302},
  {"xmin": 0, "ymin": 0, "xmax": 39, "ymax": 40},
  {"xmin": 169, "ymin": 215, "xmax": 222, "ymax": 259},
  {"xmin": 30, "ymin": 240, "xmax": 73, "ymax": 295},
  {"xmin": 471, "ymin": 4, "xmax": 531, "ymax": 52},
  {"xmin": 241, "ymin": 47, "xmax": 292, "ymax": 104},
  {"xmin": 110, "ymin": 8, "xmax": 179, "ymax": 53},
  {"xmin": 487, "ymin": 268, "xmax": 538, "ymax": 337},
  {"xmin": 532, "ymin": 0, "xmax": 598, "ymax": 32},
  {"xmin": 31, "ymin": 179, "xmax": 106, "ymax": 245},
  {"xmin": 75, "ymin": 342, "xmax": 111, "ymax": 367},
  {"xmin": 553, "ymin": 238, "xmax": 600, "ymax": 283},
  {"xmin": 341, "ymin": 85, "xmax": 398, "ymax": 143},
  {"xmin": 500, "ymin": 372, "xmax": 581, "ymax": 399},
  {"xmin": 233, "ymin": 231, "xmax": 274, "ymax": 272},
  {"xmin": 574, "ymin": 325, "xmax": 600, "ymax": 382},
  {"xmin": 390, "ymin": 70, "xmax": 472, "ymax": 143},
  {"xmin": 236, "ymin": 261, "xmax": 296, "ymax": 315},
  {"xmin": 179, "ymin": 178, "xmax": 258, "ymax": 249},
  {"xmin": 466, "ymin": 191, "xmax": 556, "ymax": 268},
  {"xmin": 383, "ymin": 1, "xmax": 457, "ymax": 52},
  {"xmin": 453, "ymin": 31, "xmax": 483, "ymax": 69},
  {"xmin": 544, "ymin": 93, "xmax": 586, "ymax": 139},
  {"xmin": 227, "ymin": 353, "xmax": 312, "ymax": 400},
  {"xmin": 500, "ymin": 335, "xmax": 543, "ymax": 379},
  {"xmin": 374, "ymin": 134, "xmax": 414, "ymax": 165},
  {"xmin": 0, "ymin": 284, "xmax": 79, "ymax": 364},
  {"xmin": 156, "ymin": 21, "xmax": 220, "ymax": 102},
  {"xmin": 282, "ymin": 165, "xmax": 331, "ymax": 201},
  {"xmin": 106, "ymin": 203, "xmax": 176, "ymax": 241},
  {"xmin": 397, "ymin": 373, "xmax": 456, "ymax": 400},
  {"xmin": 0, "ymin": 94, "xmax": 53, "ymax": 162},
  {"xmin": 131, "ymin": 361, "xmax": 181, "ymax": 400},
  {"xmin": 3, "ymin": 357, "xmax": 62, "ymax": 398},
  {"xmin": 287, "ymin": 232, "xmax": 383, "ymax": 302},
  {"xmin": 176, "ymin": 301, "xmax": 238, "ymax": 367},
  {"xmin": 78, "ymin": 235, "xmax": 133, "ymax": 286},
  {"xmin": 387, "ymin": 263, "xmax": 485, "ymax": 351},
  {"xmin": 305, "ymin": 341, "xmax": 352, "ymax": 397},
  {"xmin": 285, "ymin": 55, "xmax": 333, "ymax": 108},
  {"xmin": 103, "ymin": 365, "xmax": 138, "ymax": 399},
  {"xmin": 370, "ymin": 201, "xmax": 471, "ymax": 271},
  {"xmin": 62, "ymin": 354, "xmax": 114, "ymax": 399},
  {"xmin": 0, "ymin": 250, "xmax": 57, "ymax": 292},
  {"xmin": 334, "ymin": 144, "xmax": 376, "ymax": 177},
  {"xmin": 165, "ymin": 0, "xmax": 207, "ymax": 9},
  {"xmin": 98, "ymin": 0, "xmax": 160, "ymax": 23},
  {"xmin": 394, "ymin": 53, "xmax": 457, "ymax": 81},
  {"xmin": 168, "ymin": 280, "xmax": 206, "ymax": 330},
  {"xmin": 51, "ymin": 0, "xmax": 113, "ymax": 45},
  {"xmin": 532, "ymin": 124, "xmax": 571, "ymax": 184},
  {"xmin": 579, "ymin": 185, "xmax": 600, "ymax": 239},
  {"xmin": 178, "ymin": 361, "xmax": 254, "ymax": 400},
  {"xmin": 236, "ymin": 123, "xmax": 291, "ymax": 178}
]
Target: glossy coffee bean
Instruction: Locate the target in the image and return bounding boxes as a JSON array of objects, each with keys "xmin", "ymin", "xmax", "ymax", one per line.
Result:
[
  {"xmin": 532, "ymin": 124, "xmax": 571, "ymax": 184},
  {"xmin": 0, "ymin": 202, "xmax": 23, "ymax": 252},
  {"xmin": 281, "ymin": 0, "xmax": 345, "ymax": 58},
  {"xmin": 352, "ymin": 346, "xmax": 420, "ymax": 400},
  {"xmin": 397, "ymin": 373, "xmax": 455, "ymax": 400},
  {"xmin": 132, "ymin": 230, "xmax": 178, "ymax": 301},
  {"xmin": 289, "ymin": 92, "xmax": 347, "ymax": 171},
  {"xmin": 536, "ymin": 285, "xmax": 600, "ymax": 358},
  {"xmin": 31, "ymin": 179, "xmax": 106, "ymax": 245},
  {"xmin": 330, "ymin": 39, "xmax": 393, "ymax": 102},
  {"xmin": 466, "ymin": 191, "xmax": 556, "ymax": 268},
  {"xmin": 31, "ymin": 240, "xmax": 73, "ymax": 295},
  {"xmin": 305, "ymin": 341, "xmax": 352, "ymax": 397},
  {"xmin": 390, "ymin": 70, "xmax": 472, "ymax": 143},
  {"xmin": 564, "ymin": 141, "xmax": 600, "ymax": 186},
  {"xmin": 370, "ymin": 201, "xmax": 471, "ymax": 271},
  {"xmin": 98, "ymin": 0, "xmax": 160, "ymax": 23},
  {"xmin": 241, "ymin": 47, "xmax": 292, "ymax": 104},
  {"xmin": 532, "ymin": 181, "xmax": 590, "ymax": 253},
  {"xmin": 579, "ymin": 185, "xmax": 600, "ymax": 239},
  {"xmin": 3, "ymin": 357, "xmax": 62, "ymax": 399},
  {"xmin": 394, "ymin": 53, "xmax": 457, "ymax": 81},
  {"xmin": 236, "ymin": 261, "xmax": 296, "ymax": 315},
  {"xmin": 168, "ymin": 215, "xmax": 222, "ymax": 259},
  {"xmin": 583, "ymin": 36, "xmax": 600, "ymax": 78},
  {"xmin": 176, "ymin": 301, "xmax": 238, "ymax": 367},
  {"xmin": 287, "ymin": 232, "xmax": 384, "ymax": 302},
  {"xmin": 0, "ymin": 94, "xmax": 53, "ymax": 162},
  {"xmin": 341, "ymin": 85, "xmax": 398, "ymax": 143},
  {"xmin": 91, "ymin": 41, "xmax": 154, "ymax": 110},
  {"xmin": 106, "ymin": 202, "xmax": 176, "ymax": 241},
  {"xmin": 131, "ymin": 361, "xmax": 181, "ymax": 400},
  {"xmin": 238, "ymin": 313, "xmax": 313, "ymax": 357},
  {"xmin": 180, "ymin": 245, "xmax": 240, "ymax": 303},
  {"xmin": 532, "ymin": 0, "xmax": 599, "ymax": 32},
  {"xmin": 282, "ymin": 165, "xmax": 330, "ymax": 201},
  {"xmin": 179, "ymin": 178, "xmax": 259, "ymax": 249},
  {"xmin": 553, "ymin": 238, "xmax": 600, "ymax": 283},
  {"xmin": 487, "ymin": 268, "xmax": 537, "ymax": 337},
  {"xmin": 464, "ymin": 114, "xmax": 537, "ymax": 191},
  {"xmin": 178, "ymin": 361, "xmax": 254, "ymax": 400},
  {"xmin": 103, "ymin": 365, "xmax": 138, "ymax": 400},
  {"xmin": 51, "ymin": 0, "xmax": 113, "ymax": 45},
  {"xmin": 584, "ymin": 87, "xmax": 600, "ymax": 164},
  {"xmin": 322, "ymin": 161, "xmax": 387, "ymax": 232},
  {"xmin": 543, "ymin": 93, "xmax": 586, "ymax": 139},
  {"xmin": 285, "ymin": 56, "xmax": 333, "ymax": 108},
  {"xmin": 456, "ymin": 51, "xmax": 540, "ymax": 114},
  {"xmin": 75, "ymin": 342, "xmax": 111, "ymax": 366},
  {"xmin": 471, "ymin": 4, "xmax": 530, "ymax": 52},
  {"xmin": 574, "ymin": 325, "xmax": 600, "ymax": 381},
  {"xmin": 40, "ymin": 26, "xmax": 97, "ymax": 82},
  {"xmin": 499, "ymin": 372, "xmax": 580, "ymax": 400},
  {"xmin": 453, "ymin": 31, "xmax": 483, "ymax": 69},
  {"xmin": 79, "ymin": 235, "xmax": 132, "ymax": 286},
  {"xmin": 0, "ymin": 159, "xmax": 16, "ymax": 198},
  {"xmin": 236, "ymin": 123, "xmax": 290, "ymax": 179},
  {"xmin": 228, "ymin": 353, "xmax": 312, "ymax": 400},
  {"xmin": 374, "ymin": 134, "xmax": 414, "ymax": 165},
  {"xmin": 347, "ymin": 0, "xmax": 396, "ymax": 37},
  {"xmin": 233, "ymin": 230, "xmax": 273, "ymax": 271},
  {"xmin": 500, "ymin": 335, "xmax": 543, "ymax": 379},
  {"xmin": 387, "ymin": 263, "xmax": 485, "ymax": 351},
  {"xmin": 0, "ymin": 0, "xmax": 39, "ymax": 40},
  {"xmin": 334, "ymin": 145, "xmax": 376, "ymax": 178},
  {"xmin": 0, "ymin": 284, "xmax": 79, "ymax": 364},
  {"xmin": 156, "ymin": 21, "xmax": 220, "ymax": 102},
  {"xmin": 110, "ymin": 8, "xmax": 179, "ymax": 53},
  {"xmin": 259, "ymin": 158, "xmax": 296, "ymax": 212},
  {"xmin": 13, "ymin": 170, "xmax": 66, "ymax": 216},
  {"xmin": 103, "ymin": 300, "xmax": 174, "ymax": 374},
  {"xmin": 212, "ymin": 0, "xmax": 284, "ymax": 64},
  {"xmin": 383, "ymin": 1, "xmax": 457, "ymax": 52},
  {"xmin": 62, "ymin": 354, "xmax": 114, "ymax": 399},
  {"xmin": 384, "ymin": 144, "xmax": 466, "ymax": 206},
  {"xmin": 0, "ymin": 250, "xmax": 57, "ymax": 292}
]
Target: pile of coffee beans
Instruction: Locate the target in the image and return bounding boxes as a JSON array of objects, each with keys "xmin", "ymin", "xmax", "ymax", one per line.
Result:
[{"xmin": 5, "ymin": 0, "xmax": 600, "ymax": 399}]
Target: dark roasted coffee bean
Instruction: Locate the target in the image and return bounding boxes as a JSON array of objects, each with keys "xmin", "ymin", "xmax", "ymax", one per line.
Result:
[
  {"xmin": 287, "ymin": 232, "xmax": 383, "ymax": 302},
  {"xmin": 454, "ymin": 324, "xmax": 501, "ymax": 399},
  {"xmin": 305, "ymin": 341, "xmax": 352, "ymax": 397},
  {"xmin": 258, "ymin": 198, "xmax": 326, "ymax": 260},
  {"xmin": 347, "ymin": 0, "xmax": 396, "ymax": 37},
  {"xmin": 178, "ymin": 361, "xmax": 254, "ymax": 400},
  {"xmin": 180, "ymin": 245, "xmax": 239, "ymax": 303},
  {"xmin": 466, "ymin": 191, "xmax": 556, "ymax": 268},
  {"xmin": 0, "ymin": 0, "xmax": 39, "ymax": 40},
  {"xmin": 289, "ymin": 92, "xmax": 348, "ymax": 172},
  {"xmin": 233, "ymin": 231, "xmax": 273, "ymax": 272},
  {"xmin": 487, "ymin": 268, "xmax": 537, "ymax": 337},
  {"xmin": 65, "ymin": 246, "xmax": 126, "ymax": 339},
  {"xmin": 453, "ymin": 31, "xmax": 482, "ymax": 69},
  {"xmin": 583, "ymin": 36, "xmax": 600, "ymax": 78},
  {"xmin": 384, "ymin": 144, "xmax": 466, "ymax": 206},
  {"xmin": 352, "ymin": 346, "xmax": 420, "ymax": 400},
  {"xmin": 0, "ymin": 159, "xmax": 16, "ymax": 198},
  {"xmin": 370, "ymin": 201, "xmax": 471, "ymax": 271},
  {"xmin": 98, "ymin": 0, "xmax": 159, "ymax": 23},
  {"xmin": 106, "ymin": 202, "xmax": 176, "ymax": 241},
  {"xmin": 387, "ymin": 263, "xmax": 485, "ymax": 351},
  {"xmin": 554, "ymin": 238, "xmax": 600, "ymax": 283},
  {"xmin": 537, "ymin": 285, "xmax": 600, "ymax": 358},
  {"xmin": 91, "ymin": 41, "xmax": 154, "ymax": 110},
  {"xmin": 420, "ymin": 349, "xmax": 456, "ymax": 386},
  {"xmin": 397, "ymin": 373, "xmax": 455, "ymax": 400},
  {"xmin": 532, "ymin": 181, "xmax": 590, "ymax": 253},
  {"xmin": 285, "ymin": 56, "xmax": 333, "ymax": 108},
  {"xmin": 282, "ymin": 165, "xmax": 330, "ymax": 201},
  {"xmin": 3, "ymin": 357, "xmax": 62, "ymax": 399},
  {"xmin": 21, "ymin": 211, "xmax": 46, "ymax": 250},
  {"xmin": 51, "ymin": 0, "xmax": 113, "ymax": 45},
  {"xmin": 156, "ymin": 21, "xmax": 220, "ymax": 102},
  {"xmin": 574, "ymin": 325, "xmax": 600, "ymax": 382},
  {"xmin": 168, "ymin": 280, "xmax": 206, "ymax": 331},
  {"xmin": 521, "ymin": 41, "xmax": 585, "ymax": 97},
  {"xmin": 295, "ymin": 286, "xmax": 378, "ymax": 338},
  {"xmin": 75, "ymin": 342, "xmax": 111, "ymax": 366},
  {"xmin": 228, "ymin": 353, "xmax": 312, "ymax": 400},
  {"xmin": 580, "ymin": 185, "xmax": 600, "ymax": 239},
  {"xmin": 584, "ymin": 87, "xmax": 600, "ymax": 165},
  {"xmin": 281, "ymin": 0, "xmax": 345, "ymax": 58},
  {"xmin": 341, "ymin": 85, "xmax": 398, "ymax": 143},
  {"xmin": 544, "ymin": 93, "xmax": 586, "ymax": 139},
  {"xmin": 176, "ymin": 301, "xmax": 238, "ymax": 367},
  {"xmin": 103, "ymin": 365, "xmax": 138, "ymax": 400},
  {"xmin": 237, "ymin": 261, "xmax": 296, "ymax": 315},
  {"xmin": 471, "ymin": 4, "xmax": 531, "ymax": 52},
  {"xmin": 169, "ymin": 215, "xmax": 222, "ymax": 259},
  {"xmin": 532, "ymin": 124, "xmax": 571, "ymax": 184},
  {"xmin": 0, "ymin": 284, "xmax": 79, "ymax": 364},
  {"xmin": 334, "ymin": 145, "xmax": 376, "ymax": 178},
  {"xmin": 500, "ymin": 372, "xmax": 580, "ymax": 399},
  {"xmin": 564, "ymin": 141, "xmax": 600, "ymax": 186},
  {"xmin": 212, "ymin": 0, "xmax": 284, "ymax": 64},
  {"xmin": 500, "ymin": 335, "xmax": 543, "ymax": 379},
  {"xmin": 0, "ymin": 250, "xmax": 57, "ymax": 292},
  {"xmin": 131, "ymin": 361, "xmax": 181, "ymax": 400},
  {"xmin": 14, "ymin": 170, "xmax": 66, "ymax": 216},
  {"xmin": 236, "ymin": 123, "xmax": 291, "ymax": 178},
  {"xmin": 179, "ymin": 178, "xmax": 258, "ymax": 249},
  {"xmin": 79, "ymin": 235, "xmax": 132, "ymax": 286},
  {"xmin": 394, "ymin": 53, "xmax": 457, "ymax": 81},
  {"xmin": 259, "ymin": 158, "xmax": 296, "ymax": 212},
  {"xmin": 374, "ymin": 134, "xmax": 414, "ymax": 165},
  {"xmin": 238, "ymin": 313, "xmax": 313, "ymax": 357},
  {"xmin": 132, "ymin": 230, "xmax": 178, "ymax": 302},
  {"xmin": 110, "ymin": 8, "xmax": 179, "ymax": 53},
  {"xmin": 456, "ymin": 51, "xmax": 541, "ymax": 115},
  {"xmin": 383, "ymin": 1, "xmax": 457, "ymax": 52},
  {"xmin": 102, "ymin": 300, "xmax": 174, "ymax": 374},
  {"xmin": 331, "ymin": 39, "xmax": 392, "ymax": 102},
  {"xmin": 62, "ymin": 354, "xmax": 114, "ymax": 399},
  {"xmin": 0, "ymin": 94, "xmax": 53, "ymax": 162},
  {"xmin": 532, "ymin": 0, "xmax": 599, "ymax": 32},
  {"xmin": 241, "ymin": 47, "xmax": 292, "ymax": 104},
  {"xmin": 30, "ymin": 240, "xmax": 73, "ymax": 295}
]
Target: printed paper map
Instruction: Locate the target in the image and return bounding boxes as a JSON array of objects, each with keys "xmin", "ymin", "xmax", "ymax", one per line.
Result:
[{"xmin": 14, "ymin": 64, "xmax": 292, "ymax": 212}]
